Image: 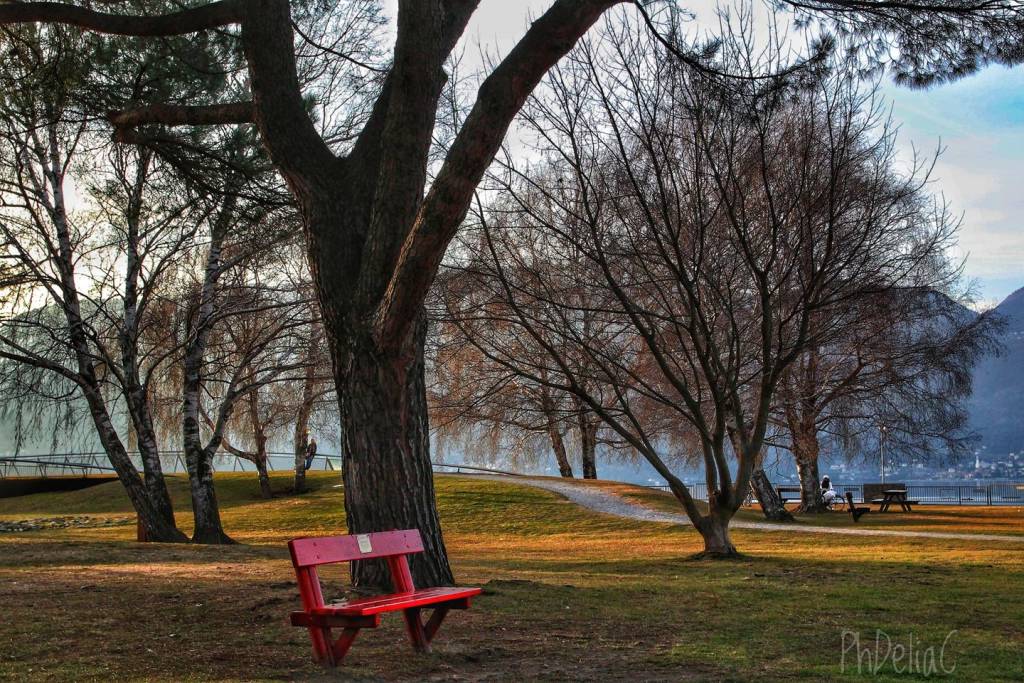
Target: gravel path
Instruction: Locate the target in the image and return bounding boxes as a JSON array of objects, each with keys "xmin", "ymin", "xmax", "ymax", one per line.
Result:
[{"xmin": 483, "ymin": 475, "xmax": 1024, "ymax": 544}]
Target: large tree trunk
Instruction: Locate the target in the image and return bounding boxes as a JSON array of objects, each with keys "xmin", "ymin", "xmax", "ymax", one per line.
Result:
[
  {"xmin": 83, "ymin": 386, "xmax": 186, "ymax": 542},
  {"xmin": 576, "ymin": 403, "xmax": 599, "ymax": 479},
  {"xmin": 792, "ymin": 423, "xmax": 826, "ymax": 513},
  {"xmin": 694, "ymin": 513, "xmax": 738, "ymax": 557},
  {"xmin": 546, "ymin": 425, "xmax": 573, "ymax": 478},
  {"xmin": 235, "ymin": 0, "xmax": 623, "ymax": 591},
  {"xmin": 255, "ymin": 452, "xmax": 272, "ymax": 499},
  {"xmin": 338, "ymin": 315, "xmax": 452, "ymax": 589},
  {"xmin": 540, "ymin": 386, "xmax": 573, "ymax": 477},
  {"xmin": 184, "ymin": 442, "xmax": 232, "ymax": 544},
  {"xmin": 749, "ymin": 468, "xmax": 795, "ymax": 522}
]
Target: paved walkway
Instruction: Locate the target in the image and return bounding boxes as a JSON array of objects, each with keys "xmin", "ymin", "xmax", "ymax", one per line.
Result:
[{"xmin": 485, "ymin": 476, "xmax": 1024, "ymax": 544}]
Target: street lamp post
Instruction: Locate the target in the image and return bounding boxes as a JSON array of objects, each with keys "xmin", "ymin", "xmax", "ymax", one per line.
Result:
[{"xmin": 879, "ymin": 425, "xmax": 887, "ymax": 486}]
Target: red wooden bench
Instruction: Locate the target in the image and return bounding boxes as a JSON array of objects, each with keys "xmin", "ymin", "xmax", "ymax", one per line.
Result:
[{"xmin": 288, "ymin": 529, "xmax": 481, "ymax": 666}]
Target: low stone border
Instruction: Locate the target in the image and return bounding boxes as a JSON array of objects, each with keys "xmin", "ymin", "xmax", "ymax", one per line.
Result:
[{"xmin": 0, "ymin": 516, "xmax": 133, "ymax": 533}]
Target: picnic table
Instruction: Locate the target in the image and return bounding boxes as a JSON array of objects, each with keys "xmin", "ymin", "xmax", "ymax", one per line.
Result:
[{"xmin": 871, "ymin": 489, "xmax": 919, "ymax": 512}]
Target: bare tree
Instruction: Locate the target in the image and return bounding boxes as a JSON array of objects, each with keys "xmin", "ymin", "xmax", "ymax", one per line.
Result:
[
  {"xmin": 215, "ymin": 253, "xmax": 333, "ymax": 498},
  {"xmin": 0, "ymin": 30, "xmax": 207, "ymax": 540},
  {"xmin": 290, "ymin": 310, "xmax": 335, "ymax": 494},
  {"xmin": 430, "ymin": 267, "xmax": 616, "ymax": 479},
  {"xmin": 443, "ymin": 18, "xmax": 977, "ymax": 554},
  {"xmin": 140, "ymin": 186, "xmax": 303, "ymax": 541},
  {"xmin": 775, "ymin": 286, "xmax": 1001, "ymax": 511}
]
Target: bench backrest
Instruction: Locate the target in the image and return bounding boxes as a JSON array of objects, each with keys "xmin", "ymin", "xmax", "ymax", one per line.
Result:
[
  {"xmin": 289, "ymin": 530, "xmax": 424, "ymax": 610},
  {"xmin": 289, "ymin": 529, "xmax": 424, "ymax": 568}
]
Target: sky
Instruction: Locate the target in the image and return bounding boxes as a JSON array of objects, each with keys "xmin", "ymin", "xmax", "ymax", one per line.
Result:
[
  {"xmin": 882, "ymin": 68, "xmax": 1024, "ymax": 306},
  {"xmin": 433, "ymin": 1, "xmax": 1024, "ymax": 307}
]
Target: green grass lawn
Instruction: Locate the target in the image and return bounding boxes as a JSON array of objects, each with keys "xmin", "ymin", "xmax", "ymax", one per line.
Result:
[{"xmin": 1, "ymin": 472, "xmax": 1022, "ymax": 681}]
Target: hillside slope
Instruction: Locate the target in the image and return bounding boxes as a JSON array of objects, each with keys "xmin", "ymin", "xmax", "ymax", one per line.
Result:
[{"xmin": 969, "ymin": 287, "xmax": 1024, "ymax": 456}]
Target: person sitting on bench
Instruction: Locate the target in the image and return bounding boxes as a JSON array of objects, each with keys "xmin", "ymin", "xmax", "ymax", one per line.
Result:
[{"xmin": 821, "ymin": 476, "xmax": 838, "ymax": 508}]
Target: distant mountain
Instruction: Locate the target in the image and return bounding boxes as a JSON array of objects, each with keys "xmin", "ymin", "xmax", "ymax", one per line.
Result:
[{"xmin": 968, "ymin": 287, "xmax": 1024, "ymax": 457}]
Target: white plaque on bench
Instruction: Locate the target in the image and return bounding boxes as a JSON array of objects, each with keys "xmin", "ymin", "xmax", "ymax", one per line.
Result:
[{"xmin": 357, "ymin": 534, "xmax": 373, "ymax": 553}]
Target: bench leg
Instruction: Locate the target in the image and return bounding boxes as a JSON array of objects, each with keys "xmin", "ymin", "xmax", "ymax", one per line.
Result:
[
  {"xmin": 424, "ymin": 606, "xmax": 450, "ymax": 642},
  {"xmin": 311, "ymin": 626, "xmax": 362, "ymax": 667},
  {"xmin": 293, "ymin": 614, "xmax": 380, "ymax": 668},
  {"xmin": 403, "ymin": 607, "xmax": 431, "ymax": 653},
  {"xmin": 331, "ymin": 627, "xmax": 361, "ymax": 664},
  {"xmin": 311, "ymin": 627, "xmax": 335, "ymax": 666}
]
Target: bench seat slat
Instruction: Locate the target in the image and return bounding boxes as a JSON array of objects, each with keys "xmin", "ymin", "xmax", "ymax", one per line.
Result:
[{"xmin": 312, "ymin": 587, "xmax": 482, "ymax": 616}]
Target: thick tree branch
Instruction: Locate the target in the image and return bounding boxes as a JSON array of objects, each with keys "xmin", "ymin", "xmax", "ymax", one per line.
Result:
[
  {"xmin": 107, "ymin": 101, "xmax": 255, "ymax": 136},
  {"xmin": 0, "ymin": 0, "xmax": 242, "ymax": 36},
  {"xmin": 239, "ymin": 0, "xmax": 337, "ymax": 197},
  {"xmin": 344, "ymin": 1, "xmax": 481, "ymax": 311},
  {"xmin": 373, "ymin": 0, "xmax": 627, "ymax": 351}
]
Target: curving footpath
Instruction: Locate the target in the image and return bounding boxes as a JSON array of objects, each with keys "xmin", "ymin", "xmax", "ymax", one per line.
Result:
[{"xmin": 483, "ymin": 475, "xmax": 1024, "ymax": 544}]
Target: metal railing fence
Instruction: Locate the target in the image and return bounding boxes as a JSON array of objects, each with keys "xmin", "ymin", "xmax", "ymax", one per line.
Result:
[
  {"xmin": 642, "ymin": 480, "xmax": 1024, "ymax": 506},
  {"xmin": 0, "ymin": 452, "xmax": 521, "ymax": 480},
  {"xmin": 3, "ymin": 453, "xmax": 1022, "ymax": 505}
]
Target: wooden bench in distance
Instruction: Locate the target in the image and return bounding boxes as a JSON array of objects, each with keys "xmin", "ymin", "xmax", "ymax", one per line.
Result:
[
  {"xmin": 288, "ymin": 529, "xmax": 481, "ymax": 667},
  {"xmin": 775, "ymin": 486, "xmax": 802, "ymax": 505},
  {"xmin": 845, "ymin": 492, "xmax": 870, "ymax": 522}
]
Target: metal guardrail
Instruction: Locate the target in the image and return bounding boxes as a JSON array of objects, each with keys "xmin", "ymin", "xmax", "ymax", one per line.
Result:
[
  {"xmin": 0, "ymin": 453, "xmax": 117, "ymax": 478},
  {"xmin": 645, "ymin": 483, "xmax": 709, "ymax": 501},
  {"xmin": 0, "ymin": 457, "xmax": 115, "ymax": 474},
  {"xmin": 0, "ymin": 451, "xmax": 338, "ymax": 479},
  {"xmin": 430, "ymin": 462, "xmax": 522, "ymax": 477},
  {"xmin": 643, "ymin": 480, "xmax": 1024, "ymax": 506},
  {"xmin": 2, "ymin": 453, "xmax": 1019, "ymax": 505},
  {"xmin": 0, "ymin": 452, "xmax": 522, "ymax": 480},
  {"xmin": 821, "ymin": 482, "xmax": 1024, "ymax": 505}
]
